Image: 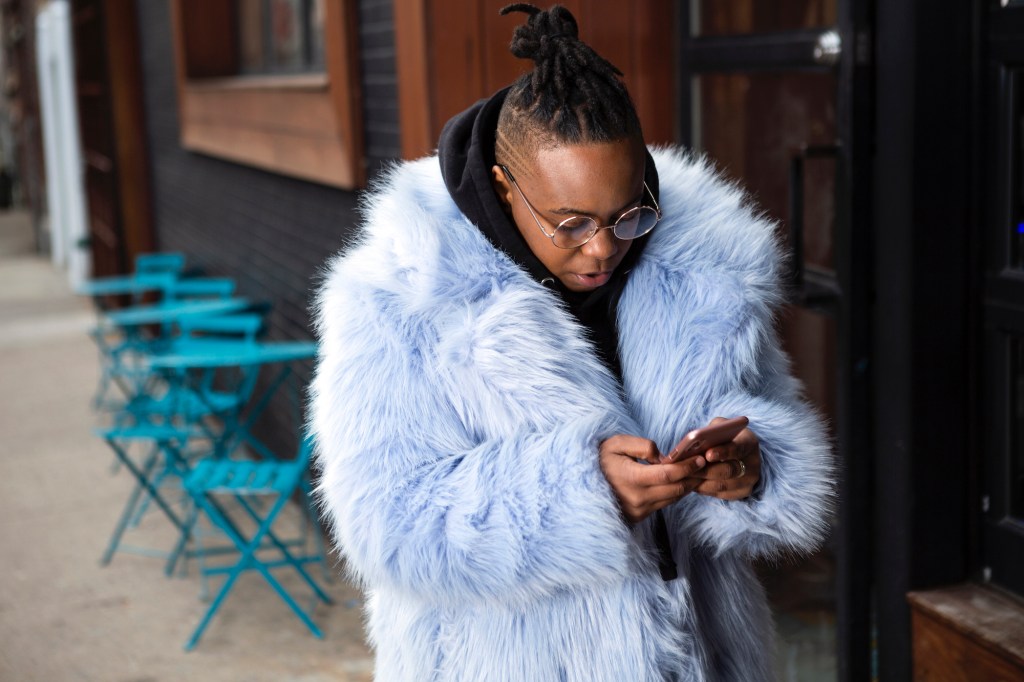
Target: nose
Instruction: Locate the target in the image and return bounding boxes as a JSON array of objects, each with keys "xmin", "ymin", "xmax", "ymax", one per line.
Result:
[{"xmin": 581, "ymin": 225, "xmax": 619, "ymax": 261}]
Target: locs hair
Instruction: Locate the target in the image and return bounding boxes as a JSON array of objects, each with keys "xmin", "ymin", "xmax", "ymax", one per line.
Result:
[{"xmin": 495, "ymin": 3, "xmax": 643, "ymax": 172}]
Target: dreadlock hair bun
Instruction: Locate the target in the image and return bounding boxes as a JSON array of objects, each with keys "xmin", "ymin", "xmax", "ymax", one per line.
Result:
[
  {"xmin": 495, "ymin": 4, "xmax": 642, "ymax": 165},
  {"xmin": 500, "ymin": 4, "xmax": 581, "ymax": 64}
]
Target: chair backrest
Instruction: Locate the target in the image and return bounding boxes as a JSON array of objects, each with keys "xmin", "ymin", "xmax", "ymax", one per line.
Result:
[
  {"xmin": 177, "ymin": 314, "xmax": 265, "ymax": 344},
  {"xmin": 164, "ymin": 277, "xmax": 236, "ymax": 301},
  {"xmin": 135, "ymin": 252, "xmax": 186, "ymax": 275}
]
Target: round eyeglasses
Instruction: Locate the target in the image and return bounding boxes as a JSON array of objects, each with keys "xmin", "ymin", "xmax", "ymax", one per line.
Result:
[{"xmin": 500, "ymin": 165, "xmax": 662, "ymax": 249}]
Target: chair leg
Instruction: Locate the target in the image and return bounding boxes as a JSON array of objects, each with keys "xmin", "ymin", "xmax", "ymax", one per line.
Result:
[
  {"xmin": 101, "ymin": 443, "xmax": 160, "ymax": 566},
  {"xmin": 165, "ymin": 493, "xmax": 197, "ymax": 578},
  {"xmin": 234, "ymin": 495, "xmax": 332, "ymax": 604},
  {"xmin": 184, "ymin": 551, "xmax": 249, "ymax": 651},
  {"xmin": 102, "ymin": 438, "xmax": 189, "ymax": 561},
  {"xmin": 184, "ymin": 491, "xmax": 328, "ymax": 650}
]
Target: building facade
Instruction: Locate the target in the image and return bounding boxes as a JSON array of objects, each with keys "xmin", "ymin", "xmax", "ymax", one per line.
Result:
[{"xmin": 24, "ymin": 0, "xmax": 1024, "ymax": 679}]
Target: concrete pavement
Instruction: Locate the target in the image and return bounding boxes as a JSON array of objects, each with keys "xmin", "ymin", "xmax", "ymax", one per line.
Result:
[{"xmin": 0, "ymin": 211, "xmax": 374, "ymax": 681}]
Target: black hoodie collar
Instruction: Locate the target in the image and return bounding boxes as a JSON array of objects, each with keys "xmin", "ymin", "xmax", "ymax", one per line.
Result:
[{"xmin": 437, "ymin": 87, "xmax": 660, "ymax": 381}]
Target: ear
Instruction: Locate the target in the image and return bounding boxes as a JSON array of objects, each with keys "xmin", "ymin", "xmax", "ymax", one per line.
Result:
[{"xmin": 491, "ymin": 165, "xmax": 514, "ymax": 211}]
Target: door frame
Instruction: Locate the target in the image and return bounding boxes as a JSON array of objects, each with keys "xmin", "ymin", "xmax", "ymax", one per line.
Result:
[{"xmin": 674, "ymin": 4, "xmax": 875, "ymax": 680}]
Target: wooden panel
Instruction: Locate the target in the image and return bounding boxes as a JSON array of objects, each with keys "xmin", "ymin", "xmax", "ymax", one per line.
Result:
[
  {"xmin": 177, "ymin": 0, "xmax": 237, "ymax": 78},
  {"xmin": 323, "ymin": 0, "xmax": 365, "ymax": 185},
  {"xmin": 393, "ymin": 0, "xmax": 433, "ymax": 159},
  {"xmin": 481, "ymin": 6, "xmax": 530, "ymax": 95},
  {"xmin": 183, "ymin": 85, "xmax": 336, "ymax": 136},
  {"xmin": 912, "ymin": 610, "xmax": 1024, "ymax": 681},
  {"xmin": 181, "ymin": 120, "xmax": 356, "ymax": 188},
  {"xmin": 581, "ymin": 1, "xmax": 634, "ymax": 81},
  {"xmin": 630, "ymin": 0, "xmax": 675, "ymax": 143},
  {"xmin": 908, "ymin": 585, "xmax": 1024, "ymax": 682},
  {"xmin": 74, "ymin": 0, "xmax": 123, "ymax": 276},
  {"xmin": 428, "ymin": 0, "xmax": 484, "ymax": 137},
  {"xmin": 105, "ymin": 0, "xmax": 154, "ymax": 260}
]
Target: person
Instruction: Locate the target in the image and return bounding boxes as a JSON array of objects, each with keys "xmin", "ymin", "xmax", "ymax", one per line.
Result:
[{"xmin": 310, "ymin": 4, "xmax": 833, "ymax": 680}]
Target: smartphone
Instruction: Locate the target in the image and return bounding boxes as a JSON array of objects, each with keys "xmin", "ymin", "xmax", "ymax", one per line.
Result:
[{"xmin": 662, "ymin": 416, "xmax": 749, "ymax": 463}]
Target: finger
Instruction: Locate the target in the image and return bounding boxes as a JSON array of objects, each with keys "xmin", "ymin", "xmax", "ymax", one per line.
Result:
[
  {"xmin": 731, "ymin": 428, "xmax": 761, "ymax": 459},
  {"xmin": 643, "ymin": 481, "xmax": 690, "ymax": 506},
  {"xmin": 690, "ymin": 477, "xmax": 745, "ymax": 497},
  {"xmin": 646, "ymin": 492, "xmax": 691, "ymax": 514},
  {"xmin": 605, "ymin": 434, "xmax": 661, "ymax": 464},
  {"xmin": 692, "ymin": 481, "xmax": 754, "ymax": 501},
  {"xmin": 686, "ymin": 461, "xmax": 738, "ymax": 480},
  {"xmin": 704, "ymin": 442, "xmax": 742, "ymax": 463},
  {"xmin": 734, "ymin": 426, "xmax": 760, "ymax": 446},
  {"xmin": 632, "ymin": 456, "xmax": 707, "ymax": 487}
]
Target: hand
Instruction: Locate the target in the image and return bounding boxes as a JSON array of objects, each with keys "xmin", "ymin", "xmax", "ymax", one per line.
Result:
[
  {"xmin": 599, "ymin": 434, "xmax": 707, "ymax": 524},
  {"xmin": 684, "ymin": 418, "xmax": 761, "ymax": 500}
]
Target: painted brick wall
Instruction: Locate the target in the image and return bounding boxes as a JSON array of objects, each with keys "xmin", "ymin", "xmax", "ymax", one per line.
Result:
[{"xmin": 134, "ymin": 0, "xmax": 400, "ymax": 450}]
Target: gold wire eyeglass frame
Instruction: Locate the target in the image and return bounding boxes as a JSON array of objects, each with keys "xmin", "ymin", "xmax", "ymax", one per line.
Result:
[{"xmin": 499, "ymin": 164, "xmax": 662, "ymax": 249}]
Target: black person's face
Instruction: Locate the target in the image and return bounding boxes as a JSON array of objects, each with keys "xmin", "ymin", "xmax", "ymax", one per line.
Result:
[{"xmin": 491, "ymin": 138, "xmax": 646, "ymax": 292}]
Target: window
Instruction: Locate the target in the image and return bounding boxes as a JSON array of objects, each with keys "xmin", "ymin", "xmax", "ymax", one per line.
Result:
[
  {"xmin": 170, "ymin": 0, "xmax": 363, "ymax": 188},
  {"xmin": 237, "ymin": 0, "xmax": 326, "ymax": 75}
]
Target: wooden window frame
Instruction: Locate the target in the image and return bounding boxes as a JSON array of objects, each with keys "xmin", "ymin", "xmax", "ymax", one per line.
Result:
[{"xmin": 169, "ymin": 0, "xmax": 364, "ymax": 189}]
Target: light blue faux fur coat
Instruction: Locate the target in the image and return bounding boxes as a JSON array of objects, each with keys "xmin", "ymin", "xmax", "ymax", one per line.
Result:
[{"xmin": 311, "ymin": 146, "xmax": 834, "ymax": 681}]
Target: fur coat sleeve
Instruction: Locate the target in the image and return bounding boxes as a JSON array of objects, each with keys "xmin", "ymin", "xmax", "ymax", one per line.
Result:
[{"xmin": 621, "ymin": 147, "xmax": 835, "ymax": 560}]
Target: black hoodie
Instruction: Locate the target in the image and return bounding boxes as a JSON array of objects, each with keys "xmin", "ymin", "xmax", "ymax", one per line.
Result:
[{"xmin": 437, "ymin": 87, "xmax": 659, "ymax": 386}]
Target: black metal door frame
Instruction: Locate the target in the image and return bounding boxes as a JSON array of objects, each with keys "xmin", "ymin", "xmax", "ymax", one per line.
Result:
[
  {"xmin": 675, "ymin": 4, "xmax": 876, "ymax": 681},
  {"xmin": 980, "ymin": 1, "xmax": 1024, "ymax": 598}
]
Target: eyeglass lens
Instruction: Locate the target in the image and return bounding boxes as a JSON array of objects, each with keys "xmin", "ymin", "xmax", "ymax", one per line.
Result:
[{"xmin": 552, "ymin": 207, "xmax": 660, "ymax": 248}]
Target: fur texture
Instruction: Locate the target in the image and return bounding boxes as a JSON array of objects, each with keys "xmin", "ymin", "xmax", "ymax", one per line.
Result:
[{"xmin": 310, "ymin": 147, "xmax": 835, "ymax": 681}]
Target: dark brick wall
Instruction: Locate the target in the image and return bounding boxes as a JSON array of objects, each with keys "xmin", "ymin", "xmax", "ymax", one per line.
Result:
[
  {"xmin": 359, "ymin": 0, "xmax": 401, "ymax": 174},
  {"xmin": 134, "ymin": 0, "xmax": 399, "ymax": 449}
]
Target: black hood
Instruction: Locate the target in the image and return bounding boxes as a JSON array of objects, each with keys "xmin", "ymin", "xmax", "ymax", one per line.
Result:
[{"xmin": 437, "ymin": 87, "xmax": 659, "ymax": 383}]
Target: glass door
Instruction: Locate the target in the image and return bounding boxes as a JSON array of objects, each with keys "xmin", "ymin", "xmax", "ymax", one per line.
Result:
[{"xmin": 676, "ymin": 2, "xmax": 874, "ymax": 680}]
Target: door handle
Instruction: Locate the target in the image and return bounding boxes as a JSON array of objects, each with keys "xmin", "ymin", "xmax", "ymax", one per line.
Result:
[{"xmin": 813, "ymin": 30, "xmax": 842, "ymax": 67}]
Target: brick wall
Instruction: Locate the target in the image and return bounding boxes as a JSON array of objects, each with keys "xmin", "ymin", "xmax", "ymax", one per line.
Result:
[{"xmin": 134, "ymin": 0, "xmax": 400, "ymax": 450}]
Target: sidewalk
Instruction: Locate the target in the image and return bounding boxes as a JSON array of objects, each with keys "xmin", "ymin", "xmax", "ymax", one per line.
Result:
[{"xmin": 0, "ymin": 211, "xmax": 373, "ymax": 681}]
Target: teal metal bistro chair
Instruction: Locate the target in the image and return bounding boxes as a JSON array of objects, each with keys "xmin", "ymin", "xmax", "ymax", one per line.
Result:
[
  {"xmin": 182, "ymin": 432, "xmax": 331, "ymax": 650},
  {"xmin": 96, "ymin": 423, "xmax": 198, "ymax": 575},
  {"xmin": 119, "ymin": 312, "xmax": 267, "ymax": 431},
  {"xmin": 102, "ymin": 313, "xmax": 269, "ymax": 560},
  {"xmin": 90, "ymin": 271, "xmax": 178, "ymax": 409},
  {"xmin": 99, "ymin": 278, "xmax": 244, "ymax": 414},
  {"xmin": 88, "ymin": 251, "xmax": 187, "ymax": 407}
]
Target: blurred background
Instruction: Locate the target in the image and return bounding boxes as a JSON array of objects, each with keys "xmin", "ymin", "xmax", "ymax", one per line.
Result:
[{"xmin": 0, "ymin": 1, "xmax": 1022, "ymax": 680}]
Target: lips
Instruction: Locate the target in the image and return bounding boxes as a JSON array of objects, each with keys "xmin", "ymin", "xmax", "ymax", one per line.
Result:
[{"xmin": 572, "ymin": 271, "xmax": 613, "ymax": 288}]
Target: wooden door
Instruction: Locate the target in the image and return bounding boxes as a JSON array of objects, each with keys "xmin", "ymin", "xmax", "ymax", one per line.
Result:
[{"xmin": 72, "ymin": 0, "xmax": 154, "ymax": 277}]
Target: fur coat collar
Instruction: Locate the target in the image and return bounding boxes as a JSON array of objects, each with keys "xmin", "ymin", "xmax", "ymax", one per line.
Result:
[{"xmin": 311, "ymin": 146, "xmax": 834, "ymax": 681}]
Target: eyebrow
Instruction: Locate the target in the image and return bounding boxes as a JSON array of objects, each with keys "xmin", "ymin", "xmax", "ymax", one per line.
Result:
[{"xmin": 548, "ymin": 192, "xmax": 644, "ymax": 221}]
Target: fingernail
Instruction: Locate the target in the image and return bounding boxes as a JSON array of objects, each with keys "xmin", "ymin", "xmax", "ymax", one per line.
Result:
[{"xmin": 695, "ymin": 456, "xmax": 706, "ymax": 468}]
